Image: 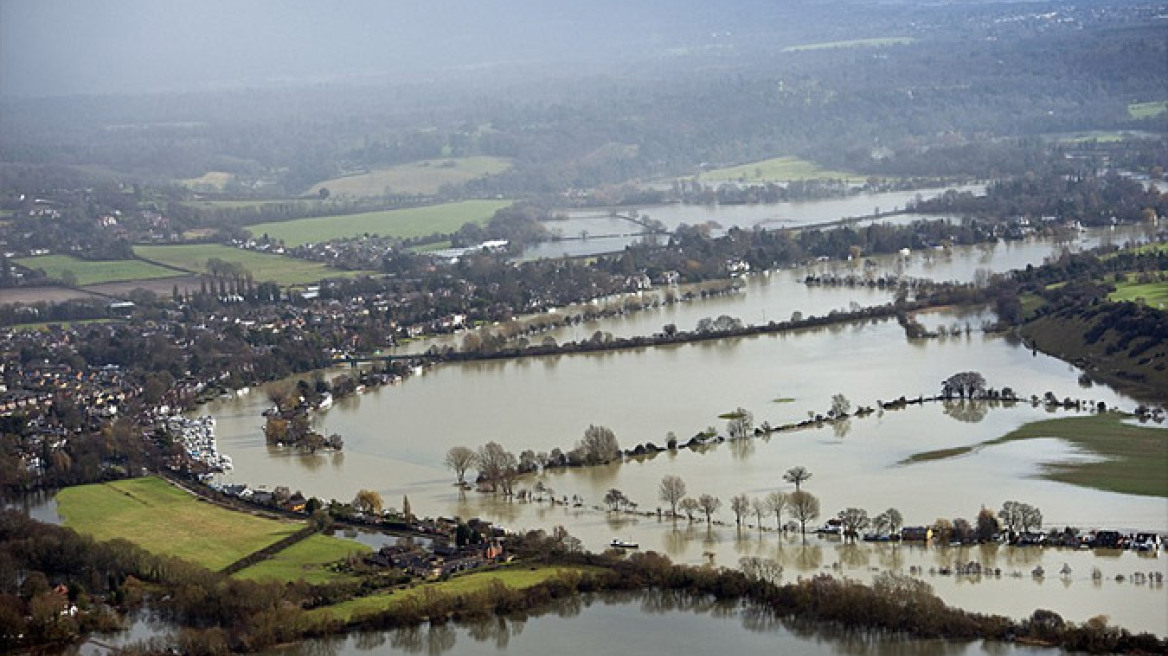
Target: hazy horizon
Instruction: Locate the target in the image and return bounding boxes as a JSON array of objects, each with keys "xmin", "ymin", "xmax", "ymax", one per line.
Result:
[{"xmin": 1, "ymin": 0, "xmax": 834, "ymax": 98}]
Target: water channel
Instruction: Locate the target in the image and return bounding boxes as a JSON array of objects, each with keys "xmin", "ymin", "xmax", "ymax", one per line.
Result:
[{"xmin": 202, "ymin": 218, "xmax": 1167, "ymax": 635}]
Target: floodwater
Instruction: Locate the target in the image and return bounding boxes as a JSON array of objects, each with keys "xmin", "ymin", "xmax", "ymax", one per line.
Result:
[
  {"xmin": 518, "ymin": 185, "xmax": 988, "ymax": 260},
  {"xmin": 255, "ymin": 591, "xmax": 1056, "ymax": 656},
  {"xmin": 205, "ymin": 220, "xmax": 1167, "ymax": 635},
  {"xmin": 559, "ymin": 185, "xmax": 987, "ymax": 233}
]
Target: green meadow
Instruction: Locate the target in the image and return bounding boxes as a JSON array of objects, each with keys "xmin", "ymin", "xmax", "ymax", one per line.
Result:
[
  {"xmin": 134, "ymin": 243, "xmax": 360, "ymax": 285},
  {"xmin": 57, "ymin": 478, "xmax": 301, "ymax": 571},
  {"xmin": 12, "ymin": 254, "xmax": 181, "ymax": 286},
  {"xmin": 308, "ymin": 157, "xmax": 512, "ymax": 197},
  {"xmin": 247, "ymin": 199, "xmax": 511, "ymax": 247}
]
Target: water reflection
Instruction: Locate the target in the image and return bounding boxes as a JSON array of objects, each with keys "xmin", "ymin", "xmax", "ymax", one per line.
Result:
[{"xmin": 258, "ymin": 591, "xmax": 1052, "ymax": 656}]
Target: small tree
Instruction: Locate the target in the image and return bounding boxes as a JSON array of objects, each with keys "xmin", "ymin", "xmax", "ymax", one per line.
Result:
[
  {"xmin": 658, "ymin": 475, "xmax": 687, "ymax": 518},
  {"xmin": 829, "ymin": 393, "xmax": 851, "ymax": 419},
  {"xmin": 679, "ymin": 497, "xmax": 699, "ymax": 522},
  {"xmin": 789, "ymin": 490, "xmax": 820, "ymax": 536},
  {"xmin": 726, "ymin": 407, "xmax": 754, "ymax": 440},
  {"xmin": 603, "ymin": 488, "xmax": 627, "ymax": 512},
  {"xmin": 783, "ymin": 465, "xmax": 812, "ymax": 491},
  {"xmin": 751, "ymin": 498, "xmax": 768, "ymax": 528},
  {"xmin": 697, "ymin": 494, "xmax": 722, "ymax": 524},
  {"xmin": 730, "ymin": 493, "xmax": 750, "ymax": 526},
  {"xmin": 975, "ymin": 506, "xmax": 1000, "ymax": 542},
  {"xmin": 766, "ymin": 491, "xmax": 789, "ymax": 530}
]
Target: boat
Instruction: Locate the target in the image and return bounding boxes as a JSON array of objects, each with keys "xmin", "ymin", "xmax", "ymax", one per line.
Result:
[{"xmin": 610, "ymin": 538, "xmax": 639, "ymax": 549}]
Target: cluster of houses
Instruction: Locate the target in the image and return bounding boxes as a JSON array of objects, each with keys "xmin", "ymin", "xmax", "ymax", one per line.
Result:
[
  {"xmin": 816, "ymin": 520, "xmax": 1163, "ymax": 552},
  {"xmin": 0, "ymin": 360, "xmax": 141, "ymax": 419},
  {"xmin": 366, "ymin": 538, "xmax": 509, "ymax": 579}
]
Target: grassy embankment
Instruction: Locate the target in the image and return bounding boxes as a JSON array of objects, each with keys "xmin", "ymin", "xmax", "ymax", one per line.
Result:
[
  {"xmin": 306, "ymin": 156, "xmax": 512, "ymax": 197},
  {"xmin": 247, "ymin": 199, "xmax": 511, "ymax": 248},
  {"xmin": 901, "ymin": 414, "xmax": 1168, "ymax": 497},
  {"xmin": 698, "ymin": 156, "xmax": 855, "ymax": 183},
  {"xmin": 782, "ymin": 37, "xmax": 914, "ymax": 52},
  {"xmin": 12, "ymin": 254, "xmax": 182, "ymax": 286},
  {"xmin": 134, "ymin": 243, "xmax": 366, "ymax": 285},
  {"xmin": 313, "ymin": 565, "xmax": 594, "ymax": 622}
]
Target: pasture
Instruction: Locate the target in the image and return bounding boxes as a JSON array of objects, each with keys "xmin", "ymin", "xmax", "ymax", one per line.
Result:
[
  {"xmin": 1110, "ymin": 280, "xmax": 1168, "ymax": 307},
  {"xmin": 135, "ymin": 244, "xmax": 358, "ymax": 285},
  {"xmin": 12, "ymin": 254, "xmax": 182, "ymax": 286},
  {"xmin": 307, "ymin": 157, "xmax": 512, "ymax": 197},
  {"xmin": 56, "ymin": 477, "xmax": 302, "ymax": 571},
  {"xmin": 234, "ymin": 534, "xmax": 370, "ymax": 584},
  {"xmin": 246, "ymin": 199, "xmax": 511, "ymax": 247}
]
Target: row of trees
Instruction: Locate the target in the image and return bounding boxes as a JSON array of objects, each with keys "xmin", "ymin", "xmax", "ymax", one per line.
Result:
[{"xmin": 444, "ymin": 425, "xmax": 624, "ymax": 494}]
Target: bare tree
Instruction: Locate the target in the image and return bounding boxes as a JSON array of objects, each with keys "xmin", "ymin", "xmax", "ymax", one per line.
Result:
[
  {"xmin": 766, "ymin": 491, "xmax": 789, "ymax": 530},
  {"xmin": 730, "ymin": 493, "xmax": 750, "ymax": 526},
  {"xmin": 751, "ymin": 498, "xmax": 768, "ymax": 528},
  {"xmin": 726, "ymin": 407, "xmax": 754, "ymax": 440},
  {"xmin": 578, "ymin": 424, "xmax": 621, "ymax": 465},
  {"xmin": 658, "ymin": 475, "xmax": 687, "ymax": 518},
  {"xmin": 477, "ymin": 441, "xmax": 517, "ymax": 494},
  {"xmin": 698, "ymin": 494, "xmax": 722, "ymax": 524},
  {"xmin": 445, "ymin": 446, "xmax": 477, "ymax": 486},
  {"xmin": 783, "ymin": 465, "xmax": 812, "ymax": 491},
  {"xmin": 837, "ymin": 507, "xmax": 870, "ymax": 542},
  {"xmin": 789, "ymin": 490, "xmax": 821, "ymax": 536},
  {"xmin": 679, "ymin": 497, "xmax": 699, "ymax": 522}
]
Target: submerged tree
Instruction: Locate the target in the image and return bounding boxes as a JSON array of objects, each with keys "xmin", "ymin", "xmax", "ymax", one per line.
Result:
[
  {"xmin": 789, "ymin": 490, "xmax": 821, "ymax": 536},
  {"xmin": 698, "ymin": 494, "xmax": 722, "ymax": 524},
  {"xmin": 730, "ymin": 493, "xmax": 751, "ymax": 526},
  {"xmin": 658, "ymin": 475, "xmax": 687, "ymax": 518},
  {"xmin": 444, "ymin": 446, "xmax": 477, "ymax": 486},
  {"xmin": 766, "ymin": 491, "xmax": 789, "ymax": 530},
  {"xmin": 578, "ymin": 424, "xmax": 621, "ymax": 465}
]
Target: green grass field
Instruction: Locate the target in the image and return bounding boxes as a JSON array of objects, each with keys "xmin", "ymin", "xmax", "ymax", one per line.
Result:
[
  {"xmin": 247, "ymin": 199, "xmax": 511, "ymax": 247},
  {"xmin": 698, "ymin": 156, "xmax": 854, "ymax": 182},
  {"xmin": 134, "ymin": 244, "xmax": 360, "ymax": 285},
  {"xmin": 782, "ymin": 37, "xmax": 914, "ymax": 53},
  {"xmin": 308, "ymin": 157, "xmax": 513, "ymax": 197},
  {"xmin": 1110, "ymin": 280, "xmax": 1168, "ymax": 306},
  {"xmin": 234, "ymin": 534, "xmax": 370, "ymax": 584},
  {"xmin": 1128, "ymin": 100, "xmax": 1168, "ymax": 120},
  {"xmin": 315, "ymin": 566, "xmax": 590, "ymax": 622},
  {"xmin": 902, "ymin": 414, "xmax": 1168, "ymax": 497},
  {"xmin": 57, "ymin": 477, "xmax": 302, "ymax": 570},
  {"xmin": 12, "ymin": 254, "xmax": 182, "ymax": 286}
]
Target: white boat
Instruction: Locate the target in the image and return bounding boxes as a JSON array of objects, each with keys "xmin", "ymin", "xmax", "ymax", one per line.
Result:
[
  {"xmin": 610, "ymin": 538, "xmax": 639, "ymax": 549},
  {"xmin": 317, "ymin": 392, "xmax": 333, "ymax": 410}
]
